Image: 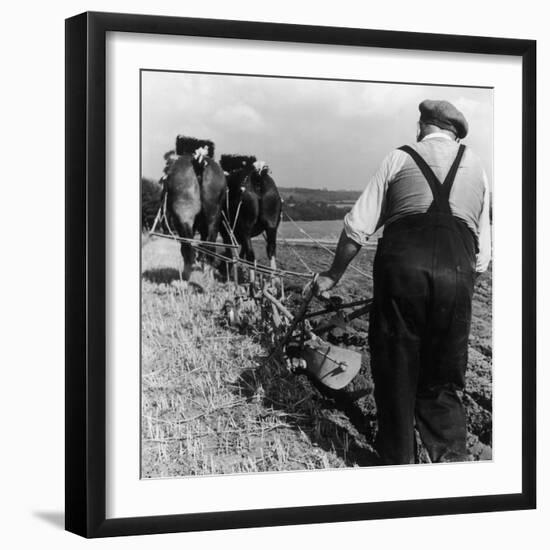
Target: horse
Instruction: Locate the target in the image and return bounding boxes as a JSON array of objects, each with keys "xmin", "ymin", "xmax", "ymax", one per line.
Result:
[
  {"xmin": 164, "ymin": 138, "xmax": 226, "ymax": 281},
  {"xmin": 220, "ymin": 155, "xmax": 282, "ymax": 284}
]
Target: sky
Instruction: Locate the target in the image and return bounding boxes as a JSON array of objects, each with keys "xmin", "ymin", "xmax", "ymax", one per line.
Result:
[{"xmin": 141, "ymin": 71, "xmax": 493, "ymax": 191}]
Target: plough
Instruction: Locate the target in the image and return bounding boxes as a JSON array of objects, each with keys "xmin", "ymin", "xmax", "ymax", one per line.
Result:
[{"xmin": 262, "ymin": 277, "xmax": 369, "ymax": 390}]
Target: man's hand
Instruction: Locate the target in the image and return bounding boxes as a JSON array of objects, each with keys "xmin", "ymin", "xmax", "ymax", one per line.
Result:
[
  {"xmin": 303, "ymin": 272, "xmax": 338, "ymax": 298},
  {"xmin": 301, "ymin": 229, "xmax": 361, "ymax": 299}
]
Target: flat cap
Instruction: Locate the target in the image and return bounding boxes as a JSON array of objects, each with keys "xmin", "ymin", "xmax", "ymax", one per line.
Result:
[{"xmin": 419, "ymin": 99, "xmax": 468, "ymax": 139}]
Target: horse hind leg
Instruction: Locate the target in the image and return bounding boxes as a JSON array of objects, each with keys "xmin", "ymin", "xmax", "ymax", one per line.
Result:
[
  {"xmin": 218, "ymin": 222, "xmax": 236, "ymax": 282},
  {"xmin": 265, "ymin": 227, "xmax": 282, "ymax": 297},
  {"xmin": 199, "ymin": 219, "xmax": 220, "ymax": 279},
  {"xmin": 180, "ymin": 241, "xmax": 195, "ymax": 281},
  {"xmin": 265, "ymin": 227, "xmax": 277, "ymax": 266},
  {"xmin": 173, "ymin": 219, "xmax": 195, "ymax": 281},
  {"xmin": 195, "ymin": 218, "xmax": 208, "ymax": 271},
  {"xmin": 240, "ymin": 236, "xmax": 257, "ymax": 289}
]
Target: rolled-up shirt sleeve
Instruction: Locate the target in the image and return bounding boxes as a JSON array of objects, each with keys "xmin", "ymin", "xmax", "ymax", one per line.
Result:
[
  {"xmin": 344, "ymin": 150, "xmax": 405, "ymax": 245},
  {"xmin": 475, "ymin": 170, "xmax": 492, "ymax": 273}
]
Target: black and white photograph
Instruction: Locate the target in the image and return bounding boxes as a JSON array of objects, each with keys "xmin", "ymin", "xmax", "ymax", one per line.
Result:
[{"xmin": 140, "ymin": 70, "xmax": 493, "ymax": 478}]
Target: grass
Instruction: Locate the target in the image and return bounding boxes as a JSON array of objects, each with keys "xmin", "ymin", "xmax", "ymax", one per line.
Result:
[
  {"xmin": 141, "ymin": 232, "xmax": 493, "ymax": 478},
  {"xmin": 141, "ymin": 238, "xmax": 378, "ymax": 478}
]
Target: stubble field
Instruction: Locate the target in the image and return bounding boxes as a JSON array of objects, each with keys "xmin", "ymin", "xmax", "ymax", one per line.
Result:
[{"xmin": 141, "ymin": 221, "xmax": 492, "ymax": 478}]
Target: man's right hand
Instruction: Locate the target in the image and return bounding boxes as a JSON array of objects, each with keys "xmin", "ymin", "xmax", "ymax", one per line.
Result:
[{"xmin": 303, "ymin": 272, "xmax": 338, "ymax": 298}]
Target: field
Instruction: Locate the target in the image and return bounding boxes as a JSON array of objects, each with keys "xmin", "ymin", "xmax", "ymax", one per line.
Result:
[
  {"xmin": 277, "ymin": 219, "xmax": 353, "ymax": 242},
  {"xmin": 141, "ymin": 223, "xmax": 492, "ymax": 477}
]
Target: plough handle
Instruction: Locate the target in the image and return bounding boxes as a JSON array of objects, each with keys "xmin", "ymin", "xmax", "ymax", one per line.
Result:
[
  {"xmin": 304, "ymin": 297, "xmax": 372, "ymax": 319},
  {"xmin": 277, "ymin": 274, "xmax": 317, "ymax": 349},
  {"xmin": 266, "ymin": 275, "xmax": 317, "ymax": 363},
  {"xmin": 262, "ymin": 289, "xmax": 293, "ymax": 321},
  {"xmin": 314, "ymin": 302, "xmax": 373, "ymax": 335}
]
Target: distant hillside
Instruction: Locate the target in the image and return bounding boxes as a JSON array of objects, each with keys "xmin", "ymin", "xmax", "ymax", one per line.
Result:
[
  {"xmin": 278, "ymin": 187, "xmax": 361, "ymax": 221},
  {"xmin": 141, "ymin": 180, "xmax": 361, "ymax": 226},
  {"xmin": 278, "ymin": 187, "xmax": 361, "ymax": 203}
]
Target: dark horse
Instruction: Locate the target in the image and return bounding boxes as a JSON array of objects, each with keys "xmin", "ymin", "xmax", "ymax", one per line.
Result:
[
  {"xmin": 220, "ymin": 155, "xmax": 282, "ymax": 282},
  {"xmin": 164, "ymin": 138, "xmax": 226, "ymax": 280}
]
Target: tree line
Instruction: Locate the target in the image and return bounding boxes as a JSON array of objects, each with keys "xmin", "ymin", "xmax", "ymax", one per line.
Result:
[{"xmin": 141, "ymin": 178, "xmax": 354, "ymax": 227}]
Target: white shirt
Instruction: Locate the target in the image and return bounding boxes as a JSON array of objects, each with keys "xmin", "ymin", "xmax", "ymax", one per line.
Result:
[{"xmin": 344, "ymin": 133, "xmax": 492, "ymax": 273}]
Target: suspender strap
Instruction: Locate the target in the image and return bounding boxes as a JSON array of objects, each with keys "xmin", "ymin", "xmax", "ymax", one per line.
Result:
[
  {"xmin": 398, "ymin": 144, "xmax": 466, "ymax": 215},
  {"xmin": 398, "ymin": 145, "xmax": 446, "ymax": 212},
  {"xmin": 441, "ymin": 144, "xmax": 466, "ymax": 201}
]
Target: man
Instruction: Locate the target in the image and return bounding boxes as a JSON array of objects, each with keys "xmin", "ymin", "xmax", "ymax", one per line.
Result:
[{"xmin": 310, "ymin": 99, "xmax": 491, "ymax": 465}]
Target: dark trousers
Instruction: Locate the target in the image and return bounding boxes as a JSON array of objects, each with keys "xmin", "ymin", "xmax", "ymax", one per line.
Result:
[{"xmin": 369, "ymin": 214, "xmax": 477, "ymax": 465}]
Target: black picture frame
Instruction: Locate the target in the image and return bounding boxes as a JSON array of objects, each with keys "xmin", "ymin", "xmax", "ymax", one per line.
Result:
[{"xmin": 65, "ymin": 11, "xmax": 536, "ymax": 538}]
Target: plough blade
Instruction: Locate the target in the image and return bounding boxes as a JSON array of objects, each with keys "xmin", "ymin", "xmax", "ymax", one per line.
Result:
[
  {"xmin": 264, "ymin": 285, "xmax": 364, "ymax": 389},
  {"xmin": 299, "ymin": 338, "xmax": 362, "ymax": 390}
]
